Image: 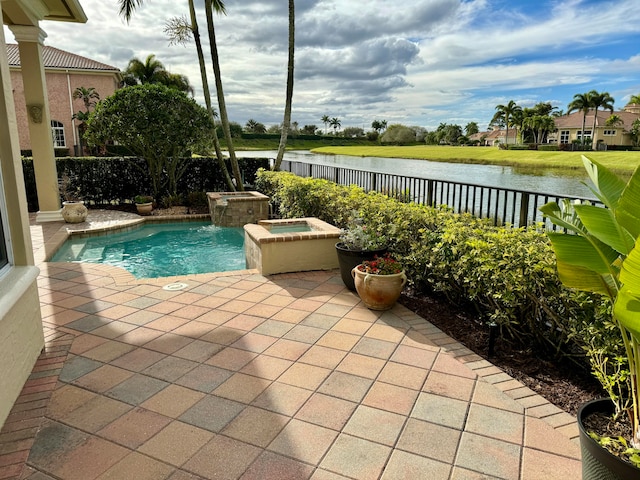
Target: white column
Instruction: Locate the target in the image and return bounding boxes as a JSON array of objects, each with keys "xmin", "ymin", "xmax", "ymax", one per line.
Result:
[{"xmin": 9, "ymin": 25, "xmax": 63, "ymax": 222}]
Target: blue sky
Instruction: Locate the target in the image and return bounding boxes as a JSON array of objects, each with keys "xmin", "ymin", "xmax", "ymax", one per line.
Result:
[{"xmin": 6, "ymin": 0, "xmax": 640, "ymax": 132}]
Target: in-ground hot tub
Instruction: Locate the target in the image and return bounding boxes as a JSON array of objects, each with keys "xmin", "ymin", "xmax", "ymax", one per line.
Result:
[
  {"xmin": 208, "ymin": 191, "xmax": 269, "ymax": 227},
  {"xmin": 244, "ymin": 218, "xmax": 341, "ymax": 275}
]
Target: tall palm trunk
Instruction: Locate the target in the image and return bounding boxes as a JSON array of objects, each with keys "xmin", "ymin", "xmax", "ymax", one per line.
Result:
[
  {"xmin": 187, "ymin": 0, "xmax": 234, "ymax": 190},
  {"xmin": 273, "ymin": 0, "xmax": 295, "ymax": 171},
  {"xmin": 205, "ymin": 1, "xmax": 244, "ymax": 191}
]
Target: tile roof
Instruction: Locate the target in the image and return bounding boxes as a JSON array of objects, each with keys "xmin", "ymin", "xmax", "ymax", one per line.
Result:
[
  {"xmin": 6, "ymin": 44, "xmax": 120, "ymax": 72},
  {"xmin": 554, "ymin": 109, "xmax": 639, "ymax": 130}
]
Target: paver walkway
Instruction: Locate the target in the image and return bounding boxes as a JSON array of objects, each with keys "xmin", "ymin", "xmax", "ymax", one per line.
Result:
[{"xmin": 0, "ymin": 211, "xmax": 582, "ymax": 479}]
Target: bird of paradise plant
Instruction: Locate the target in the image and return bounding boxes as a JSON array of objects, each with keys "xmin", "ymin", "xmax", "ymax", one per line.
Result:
[{"xmin": 540, "ymin": 155, "xmax": 640, "ymax": 452}]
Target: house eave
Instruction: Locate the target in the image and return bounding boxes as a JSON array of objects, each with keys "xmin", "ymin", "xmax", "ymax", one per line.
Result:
[{"xmin": 2, "ymin": 0, "xmax": 87, "ymax": 27}]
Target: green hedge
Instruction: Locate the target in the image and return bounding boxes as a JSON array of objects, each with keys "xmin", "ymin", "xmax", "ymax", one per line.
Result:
[
  {"xmin": 22, "ymin": 156, "xmax": 269, "ymax": 211},
  {"xmin": 255, "ymin": 169, "xmax": 613, "ymax": 363}
]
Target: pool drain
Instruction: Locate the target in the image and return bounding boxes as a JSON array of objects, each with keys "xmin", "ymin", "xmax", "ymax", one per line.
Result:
[{"xmin": 163, "ymin": 282, "xmax": 188, "ymax": 291}]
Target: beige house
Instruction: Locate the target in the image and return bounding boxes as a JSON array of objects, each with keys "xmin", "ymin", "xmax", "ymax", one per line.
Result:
[
  {"xmin": 8, "ymin": 43, "xmax": 120, "ymax": 155},
  {"xmin": 549, "ymin": 104, "xmax": 640, "ymax": 148},
  {"xmin": 0, "ymin": 0, "xmax": 88, "ymax": 428},
  {"xmin": 470, "ymin": 125, "xmax": 518, "ymax": 146}
]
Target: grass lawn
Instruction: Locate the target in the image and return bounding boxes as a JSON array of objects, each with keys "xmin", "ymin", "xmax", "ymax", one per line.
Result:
[{"xmin": 312, "ymin": 145, "xmax": 640, "ymax": 175}]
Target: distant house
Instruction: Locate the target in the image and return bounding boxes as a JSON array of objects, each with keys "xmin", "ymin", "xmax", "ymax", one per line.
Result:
[
  {"xmin": 8, "ymin": 43, "xmax": 121, "ymax": 156},
  {"xmin": 469, "ymin": 126, "xmax": 518, "ymax": 146},
  {"xmin": 549, "ymin": 104, "xmax": 640, "ymax": 148}
]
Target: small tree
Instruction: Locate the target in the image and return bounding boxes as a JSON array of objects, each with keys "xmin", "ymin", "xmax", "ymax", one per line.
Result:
[
  {"xmin": 342, "ymin": 126, "xmax": 365, "ymax": 138},
  {"xmin": 380, "ymin": 124, "xmax": 416, "ymax": 144},
  {"xmin": 85, "ymin": 84, "xmax": 214, "ymax": 198}
]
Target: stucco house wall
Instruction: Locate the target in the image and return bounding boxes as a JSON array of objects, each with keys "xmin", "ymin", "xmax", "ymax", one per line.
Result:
[{"xmin": 8, "ymin": 44, "xmax": 120, "ymax": 155}]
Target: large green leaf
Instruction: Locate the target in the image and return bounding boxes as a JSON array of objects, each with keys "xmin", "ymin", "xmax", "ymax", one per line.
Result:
[
  {"xmin": 617, "ymin": 164, "xmax": 640, "ymax": 239},
  {"xmin": 556, "ymin": 259, "xmax": 615, "ymax": 295},
  {"xmin": 539, "ymin": 200, "xmax": 586, "ymax": 235},
  {"xmin": 574, "ymin": 204, "xmax": 635, "ymax": 255},
  {"xmin": 547, "ymin": 232, "xmax": 620, "ymax": 274},
  {"xmin": 616, "ymin": 239, "xmax": 640, "ymax": 337},
  {"xmin": 582, "ymin": 156, "xmax": 627, "ymax": 209}
]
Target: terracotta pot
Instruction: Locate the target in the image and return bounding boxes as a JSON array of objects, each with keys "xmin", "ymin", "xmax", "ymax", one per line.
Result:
[
  {"xmin": 335, "ymin": 243, "xmax": 387, "ymax": 291},
  {"xmin": 578, "ymin": 398, "xmax": 639, "ymax": 479},
  {"xmin": 136, "ymin": 202, "xmax": 153, "ymax": 216},
  {"xmin": 351, "ymin": 266, "xmax": 407, "ymax": 310},
  {"xmin": 61, "ymin": 201, "xmax": 88, "ymax": 223}
]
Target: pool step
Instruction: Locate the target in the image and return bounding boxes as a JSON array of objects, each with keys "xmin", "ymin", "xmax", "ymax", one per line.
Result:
[{"xmin": 82, "ymin": 246, "xmax": 106, "ymax": 261}]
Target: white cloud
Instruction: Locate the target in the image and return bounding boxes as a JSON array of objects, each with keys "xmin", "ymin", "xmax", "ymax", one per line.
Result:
[{"xmin": 4, "ymin": 0, "xmax": 639, "ymax": 130}]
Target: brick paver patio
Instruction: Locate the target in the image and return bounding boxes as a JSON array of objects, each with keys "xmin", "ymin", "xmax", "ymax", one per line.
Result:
[{"xmin": 0, "ymin": 211, "xmax": 582, "ymax": 479}]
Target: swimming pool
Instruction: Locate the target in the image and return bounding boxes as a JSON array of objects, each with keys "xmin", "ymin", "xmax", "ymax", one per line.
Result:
[{"xmin": 50, "ymin": 222, "xmax": 246, "ymax": 278}]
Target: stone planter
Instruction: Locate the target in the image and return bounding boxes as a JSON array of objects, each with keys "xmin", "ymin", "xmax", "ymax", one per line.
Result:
[
  {"xmin": 61, "ymin": 201, "xmax": 88, "ymax": 223},
  {"xmin": 351, "ymin": 267, "xmax": 406, "ymax": 310},
  {"xmin": 578, "ymin": 398, "xmax": 639, "ymax": 479},
  {"xmin": 335, "ymin": 243, "xmax": 387, "ymax": 291},
  {"xmin": 135, "ymin": 202, "xmax": 153, "ymax": 216}
]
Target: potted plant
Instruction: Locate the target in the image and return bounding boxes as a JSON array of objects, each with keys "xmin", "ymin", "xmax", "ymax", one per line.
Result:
[
  {"xmin": 351, "ymin": 253, "xmax": 407, "ymax": 310},
  {"xmin": 134, "ymin": 195, "xmax": 154, "ymax": 215},
  {"xmin": 336, "ymin": 212, "xmax": 388, "ymax": 291},
  {"xmin": 540, "ymin": 155, "xmax": 640, "ymax": 478},
  {"xmin": 59, "ymin": 173, "xmax": 88, "ymax": 223}
]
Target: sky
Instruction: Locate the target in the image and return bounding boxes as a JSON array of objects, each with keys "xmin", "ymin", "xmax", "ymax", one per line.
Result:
[{"xmin": 6, "ymin": 0, "xmax": 640, "ymax": 132}]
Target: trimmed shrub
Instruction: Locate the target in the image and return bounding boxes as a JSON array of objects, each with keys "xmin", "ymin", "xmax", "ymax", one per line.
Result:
[{"xmin": 22, "ymin": 156, "xmax": 269, "ymax": 211}]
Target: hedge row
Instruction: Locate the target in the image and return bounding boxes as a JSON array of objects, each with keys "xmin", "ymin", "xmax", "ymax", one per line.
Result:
[
  {"xmin": 21, "ymin": 156, "xmax": 269, "ymax": 211},
  {"xmin": 255, "ymin": 169, "xmax": 615, "ymax": 364}
]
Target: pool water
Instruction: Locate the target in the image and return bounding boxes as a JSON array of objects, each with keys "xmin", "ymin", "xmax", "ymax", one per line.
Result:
[{"xmin": 50, "ymin": 222, "xmax": 246, "ymax": 278}]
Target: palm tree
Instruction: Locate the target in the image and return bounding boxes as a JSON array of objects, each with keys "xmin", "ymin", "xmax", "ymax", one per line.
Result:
[
  {"xmin": 588, "ymin": 90, "xmax": 615, "ymax": 149},
  {"xmin": 491, "ymin": 100, "xmax": 521, "ymax": 146},
  {"xmin": 166, "ymin": 8, "xmax": 234, "ymax": 190},
  {"xmin": 72, "ymin": 86, "xmax": 100, "ymax": 154},
  {"xmin": 274, "ymin": 0, "xmax": 295, "ymax": 172},
  {"xmin": 73, "ymin": 86, "xmax": 100, "ymax": 112},
  {"xmin": 567, "ymin": 92, "xmax": 593, "ymax": 146},
  {"xmin": 204, "ymin": 0, "xmax": 243, "ymax": 190},
  {"xmin": 606, "ymin": 114, "xmax": 623, "ymax": 127},
  {"xmin": 629, "ymin": 94, "xmax": 640, "ymax": 105},
  {"xmin": 523, "ymin": 115, "xmax": 555, "ymax": 144},
  {"xmin": 321, "ymin": 115, "xmax": 330, "ymax": 135},
  {"xmin": 329, "ymin": 117, "xmax": 341, "ymax": 134}
]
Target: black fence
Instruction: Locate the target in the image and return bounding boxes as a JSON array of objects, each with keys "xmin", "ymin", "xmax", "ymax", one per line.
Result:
[{"xmin": 281, "ymin": 160, "xmax": 601, "ymax": 229}]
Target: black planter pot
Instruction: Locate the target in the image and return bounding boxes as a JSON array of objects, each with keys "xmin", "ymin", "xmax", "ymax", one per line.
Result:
[
  {"xmin": 577, "ymin": 398, "xmax": 639, "ymax": 480},
  {"xmin": 335, "ymin": 243, "xmax": 387, "ymax": 291}
]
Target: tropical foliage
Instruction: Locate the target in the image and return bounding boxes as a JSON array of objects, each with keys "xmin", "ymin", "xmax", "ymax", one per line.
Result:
[
  {"xmin": 122, "ymin": 54, "xmax": 193, "ymax": 94},
  {"xmin": 541, "ymin": 156, "xmax": 640, "ymax": 448},
  {"xmin": 85, "ymin": 84, "xmax": 214, "ymax": 198},
  {"xmin": 118, "ymin": 0, "xmax": 242, "ymax": 191}
]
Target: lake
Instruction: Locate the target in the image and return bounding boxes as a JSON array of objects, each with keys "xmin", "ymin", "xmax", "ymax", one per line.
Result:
[{"xmin": 235, "ymin": 150, "xmax": 595, "ymax": 199}]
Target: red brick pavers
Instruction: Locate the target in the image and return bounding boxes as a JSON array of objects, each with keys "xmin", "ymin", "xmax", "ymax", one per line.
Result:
[{"xmin": 0, "ymin": 212, "xmax": 582, "ymax": 479}]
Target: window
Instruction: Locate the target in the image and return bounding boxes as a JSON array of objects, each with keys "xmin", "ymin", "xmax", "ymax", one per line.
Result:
[
  {"xmin": 51, "ymin": 120, "xmax": 66, "ymax": 148},
  {"xmin": 603, "ymin": 130, "xmax": 616, "ymax": 136},
  {"xmin": 559, "ymin": 130, "xmax": 570, "ymax": 144},
  {"xmin": 577, "ymin": 130, "xmax": 592, "ymax": 140}
]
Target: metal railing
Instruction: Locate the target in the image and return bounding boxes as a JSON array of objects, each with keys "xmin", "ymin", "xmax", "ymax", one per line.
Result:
[{"xmin": 281, "ymin": 160, "xmax": 601, "ymax": 228}]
